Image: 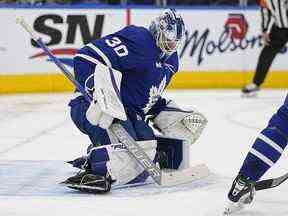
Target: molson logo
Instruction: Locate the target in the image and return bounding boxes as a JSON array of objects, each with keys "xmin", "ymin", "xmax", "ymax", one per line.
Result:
[
  {"xmin": 180, "ymin": 13, "xmax": 273, "ymax": 65},
  {"xmin": 29, "ymin": 14, "xmax": 105, "ymax": 67}
]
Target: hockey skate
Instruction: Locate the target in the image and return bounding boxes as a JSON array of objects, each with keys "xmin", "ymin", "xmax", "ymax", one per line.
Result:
[
  {"xmin": 223, "ymin": 174, "xmax": 256, "ymax": 215},
  {"xmin": 241, "ymin": 83, "xmax": 260, "ymax": 97},
  {"xmin": 61, "ymin": 171, "xmax": 114, "ymax": 194}
]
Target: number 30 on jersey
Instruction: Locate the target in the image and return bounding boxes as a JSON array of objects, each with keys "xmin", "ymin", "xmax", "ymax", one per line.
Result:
[{"xmin": 105, "ymin": 37, "xmax": 128, "ymax": 57}]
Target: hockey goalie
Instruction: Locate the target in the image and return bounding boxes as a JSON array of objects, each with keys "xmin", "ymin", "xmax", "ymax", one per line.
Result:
[{"xmin": 62, "ymin": 9, "xmax": 209, "ymax": 193}]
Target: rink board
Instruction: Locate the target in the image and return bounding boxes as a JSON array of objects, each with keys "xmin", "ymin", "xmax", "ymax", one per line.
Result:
[
  {"xmin": 0, "ymin": 71, "xmax": 288, "ymax": 93},
  {"xmin": 1, "ymin": 6, "xmax": 288, "ymax": 92}
]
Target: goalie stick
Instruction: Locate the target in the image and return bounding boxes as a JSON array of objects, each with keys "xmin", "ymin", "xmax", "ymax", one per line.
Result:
[{"xmin": 17, "ymin": 17, "xmax": 210, "ymax": 186}]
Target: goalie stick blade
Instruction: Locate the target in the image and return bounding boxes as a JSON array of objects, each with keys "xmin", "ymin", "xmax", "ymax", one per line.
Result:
[
  {"xmin": 255, "ymin": 172, "xmax": 288, "ymax": 191},
  {"xmin": 160, "ymin": 164, "xmax": 210, "ymax": 186},
  {"xmin": 64, "ymin": 183, "xmax": 110, "ymax": 194},
  {"xmin": 67, "ymin": 184, "xmax": 107, "ymax": 194}
]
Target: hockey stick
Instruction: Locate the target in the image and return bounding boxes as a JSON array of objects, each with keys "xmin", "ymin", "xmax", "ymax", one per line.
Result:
[
  {"xmin": 17, "ymin": 17, "xmax": 209, "ymax": 186},
  {"xmin": 239, "ymin": 172, "xmax": 288, "ymax": 198},
  {"xmin": 16, "ymin": 17, "xmax": 92, "ymax": 103},
  {"xmin": 255, "ymin": 172, "xmax": 288, "ymax": 191}
]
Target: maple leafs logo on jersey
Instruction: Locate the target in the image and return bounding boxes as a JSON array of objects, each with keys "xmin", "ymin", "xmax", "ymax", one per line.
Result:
[
  {"xmin": 156, "ymin": 61, "xmax": 162, "ymax": 68},
  {"xmin": 143, "ymin": 76, "xmax": 167, "ymax": 113}
]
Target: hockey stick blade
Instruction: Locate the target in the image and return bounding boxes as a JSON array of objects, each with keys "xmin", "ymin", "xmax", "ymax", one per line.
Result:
[
  {"xmin": 110, "ymin": 123, "xmax": 210, "ymax": 186},
  {"xmin": 255, "ymin": 172, "xmax": 288, "ymax": 191}
]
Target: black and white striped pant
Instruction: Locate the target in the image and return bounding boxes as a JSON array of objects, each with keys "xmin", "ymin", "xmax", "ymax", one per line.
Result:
[{"xmin": 253, "ymin": 25, "xmax": 288, "ymax": 86}]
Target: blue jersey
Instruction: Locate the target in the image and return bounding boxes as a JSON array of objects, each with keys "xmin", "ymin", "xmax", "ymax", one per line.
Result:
[{"xmin": 74, "ymin": 25, "xmax": 179, "ymax": 117}]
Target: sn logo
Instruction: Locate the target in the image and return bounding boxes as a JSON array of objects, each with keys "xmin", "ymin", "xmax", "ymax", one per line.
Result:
[{"xmin": 32, "ymin": 14, "xmax": 105, "ymax": 47}]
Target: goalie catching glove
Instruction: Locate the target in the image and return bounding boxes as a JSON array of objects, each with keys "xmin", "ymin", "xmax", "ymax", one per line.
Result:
[
  {"xmin": 86, "ymin": 62, "xmax": 127, "ymax": 129},
  {"xmin": 152, "ymin": 100, "xmax": 207, "ymax": 144}
]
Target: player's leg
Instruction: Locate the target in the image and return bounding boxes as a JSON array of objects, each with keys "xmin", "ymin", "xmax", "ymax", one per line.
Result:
[
  {"xmin": 239, "ymin": 104, "xmax": 288, "ymax": 181},
  {"xmin": 70, "ymin": 98, "xmax": 117, "ymax": 145},
  {"xmin": 224, "ymin": 95, "xmax": 288, "ymax": 214},
  {"xmin": 67, "ymin": 97, "xmax": 119, "ymax": 170},
  {"xmin": 242, "ymin": 25, "xmax": 288, "ymax": 96},
  {"xmin": 88, "ymin": 113, "xmax": 200, "ymax": 187},
  {"xmin": 253, "ymin": 26, "xmax": 288, "ymax": 86},
  {"xmin": 87, "ymin": 139, "xmax": 157, "ymax": 186},
  {"xmin": 69, "ymin": 56, "xmax": 118, "ymax": 147},
  {"xmin": 67, "ymin": 56, "xmax": 119, "ymax": 170},
  {"xmin": 84, "ymin": 114, "xmax": 157, "ymax": 186},
  {"xmin": 63, "ymin": 117, "xmax": 158, "ymax": 192}
]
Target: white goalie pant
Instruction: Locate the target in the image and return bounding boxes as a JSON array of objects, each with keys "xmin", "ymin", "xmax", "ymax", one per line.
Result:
[{"xmin": 89, "ymin": 140, "xmax": 157, "ymax": 186}]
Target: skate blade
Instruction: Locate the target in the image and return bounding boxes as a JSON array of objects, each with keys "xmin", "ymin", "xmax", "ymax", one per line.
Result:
[
  {"xmin": 66, "ymin": 160, "xmax": 74, "ymax": 165},
  {"xmin": 241, "ymin": 92, "xmax": 258, "ymax": 98},
  {"xmin": 60, "ymin": 177, "xmax": 106, "ymax": 187},
  {"xmin": 64, "ymin": 183, "xmax": 108, "ymax": 194}
]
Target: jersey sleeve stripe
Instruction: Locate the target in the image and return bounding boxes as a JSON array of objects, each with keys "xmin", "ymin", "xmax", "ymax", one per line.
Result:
[
  {"xmin": 74, "ymin": 53, "xmax": 101, "ymax": 65},
  {"xmin": 86, "ymin": 43, "xmax": 112, "ymax": 67},
  {"xmin": 164, "ymin": 63, "xmax": 177, "ymax": 74}
]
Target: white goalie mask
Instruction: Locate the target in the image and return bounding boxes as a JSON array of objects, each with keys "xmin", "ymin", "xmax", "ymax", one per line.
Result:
[{"xmin": 149, "ymin": 8, "xmax": 185, "ymax": 55}]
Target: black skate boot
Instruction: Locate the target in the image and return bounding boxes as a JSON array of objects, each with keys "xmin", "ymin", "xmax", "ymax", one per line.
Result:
[
  {"xmin": 241, "ymin": 83, "xmax": 260, "ymax": 97},
  {"xmin": 61, "ymin": 171, "xmax": 114, "ymax": 194},
  {"xmin": 66, "ymin": 144, "xmax": 99, "ymax": 169},
  {"xmin": 66, "ymin": 156, "xmax": 88, "ymax": 170},
  {"xmin": 223, "ymin": 174, "xmax": 256, "ymax": 215}
]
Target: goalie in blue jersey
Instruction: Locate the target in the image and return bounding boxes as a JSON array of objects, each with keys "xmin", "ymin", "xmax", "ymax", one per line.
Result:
[
  {"xmin": 223, "ymin": 95, "xmax": 288, "ymax": 214},
  {"xmin": 62, "ymin": 9, "xmax": 207, "ymax": 193}
]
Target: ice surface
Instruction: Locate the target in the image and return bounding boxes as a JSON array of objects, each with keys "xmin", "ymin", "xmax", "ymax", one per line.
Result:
[{"xmin": 0, "ymin": 90, "xmax": 287, "ymax": 216}]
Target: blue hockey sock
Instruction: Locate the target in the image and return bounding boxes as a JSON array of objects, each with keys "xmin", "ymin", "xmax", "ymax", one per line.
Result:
[
  {"xmin": 89, "ymin": 147, "xmax": 109, "ymax": 176},
  {"xmin": 240, "ymin": 127, "xmax": 287, "ymax": 181},
  {"xmin": 240, "ymin": 104, "xmax": 288, "ymax": 181}
]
